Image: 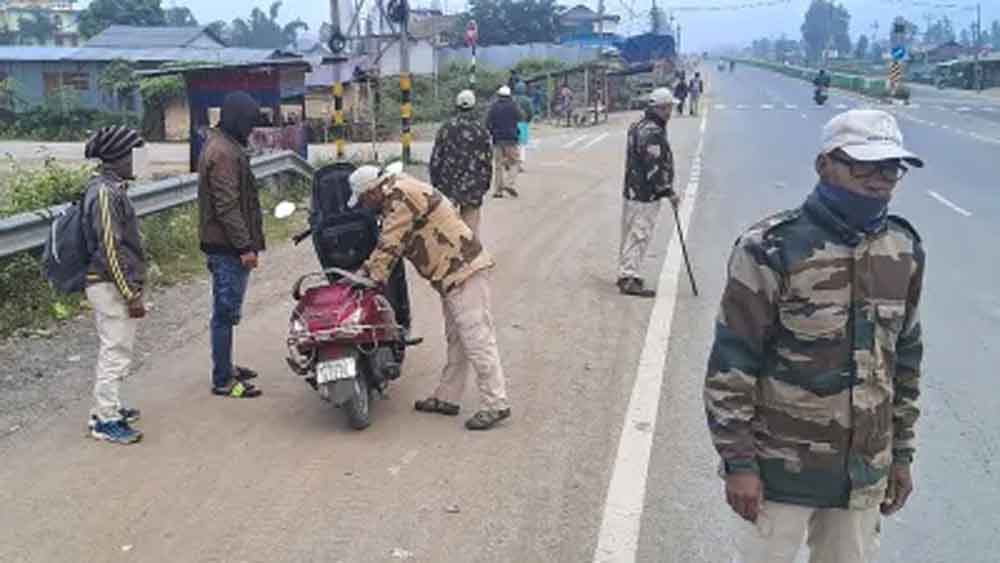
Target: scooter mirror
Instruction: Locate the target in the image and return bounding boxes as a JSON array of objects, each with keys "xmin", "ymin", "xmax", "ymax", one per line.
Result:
[
  {"xmin": 274, "ymin": 201, "xmax": 297, "ymax": 219},
  {"xmin": 383, "ymin": 160, "xmax": 404, "ymax": 177}
]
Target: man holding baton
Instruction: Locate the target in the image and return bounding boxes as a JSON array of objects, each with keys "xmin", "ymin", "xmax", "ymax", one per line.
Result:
[{"xmin": 618, "ymin": 88, "xmax": 680, "ymax": 298}]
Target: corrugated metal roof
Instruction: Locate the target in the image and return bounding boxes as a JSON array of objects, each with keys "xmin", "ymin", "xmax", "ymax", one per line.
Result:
[
  {"xmin": 85, "ymin": 26, "xmax": 224, "ymax": 49},
  {"xmin": 0, "ymin": 46, "xmax": 294, "ymax": 65}
]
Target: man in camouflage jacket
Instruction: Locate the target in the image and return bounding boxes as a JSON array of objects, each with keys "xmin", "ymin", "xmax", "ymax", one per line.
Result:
[
  {"xmin": 349, "ymin": 166, "xmax": 511, "ymax": 431},
  {"xmin": 705, "ymin": 110, "xmax": 926, "ymax": 563},
  {"xmin": 618, "ymin": 88, "xmax": 679, "ymax": 298},
  {"xmin": 429, "ymin": 89, "xmax": 493, "ymax": 234}
]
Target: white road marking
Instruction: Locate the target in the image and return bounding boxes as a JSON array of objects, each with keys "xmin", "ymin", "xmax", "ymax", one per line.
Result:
[
  {"xmin": 801, "ymin": 113, "xmax": 808, "ymax": 119},
  {"xmin": 909, "ymin": 104, "xmax": 921, "ymax": 109},
  {"xmin": 563, "ymin": 134, "xmax": 591, "ymax": 149},
  {"xmin": 714, "ymin": 103, "xmax": 727, "ymax": 110},
  {"xmin": 983, "ymin": 107, "xmax": 997, "ymax": 112},
  {"xmin": 927, "ymin": 190, "xmax": 973, "ymax": 217},
  {"xmin": 580, "ymin": 132, "xmax": 610, "ymax": 150},
  {"xmin": 761, "ymin": 104, "xmax": 775, "ymax": 110},
  {"xmin": 956, "ymin": 107, "xmax": 972, "ymax": 112},
  {"xmin": 736, "ymin": 104, "xmax": 749, "ymax": 110},
  {"xmin": 785, "ymin": 104, "xmax": 799, "ymax": 110},
  {"xmin": 593, "ymin": 111, "xmax": 709, "ymax": 563},
  {"xmin": 836, "ymin": 103, "xmax": 848, "ymax": 109}
]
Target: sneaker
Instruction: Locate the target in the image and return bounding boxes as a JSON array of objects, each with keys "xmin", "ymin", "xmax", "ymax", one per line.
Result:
[
  {"xmin": 90, "ymin": 419, "xmax": 142, "ymax": 444},
  {"xmin": 88, "ymin": 407, "xmax": 140, "ymax": 429},
  {"xmin": 619, "ymin": 277, "xmax": 656, "ymax": 298},
  {"xmin": 465, "ymin": 408, "xmax": 511, "ymax": 431}
]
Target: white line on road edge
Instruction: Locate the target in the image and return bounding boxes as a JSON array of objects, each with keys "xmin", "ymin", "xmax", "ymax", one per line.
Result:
[
  {"xmin": 927, "ymin": 190, "xmax": 973, "ymax": 217},
  {"xmin": 564, "ymin": 134, "xmax": 591, "ymax": 149},
  {"xmin": 592, "ymin": 112, "xmax": 709, "ymax": 563},
  {"xmin": 715, "ymin": 103, "xmax": 727, "ymax": 110},
  {"xmin": 785, "ymin": 104, "xmax": 799, "ymax": 110},
  {"xmin": 580, "ymin": 132, "xmax": 611, "ymax": 151},
  {"xmin": 761, "ymin": 103, "xmax": 775, "ymax": 110}
]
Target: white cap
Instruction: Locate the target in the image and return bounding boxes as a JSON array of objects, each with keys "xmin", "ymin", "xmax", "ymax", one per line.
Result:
[
  {"xmin": 648, "ymin": 88, "xmax": 677, "ymax": 107},
  {"xmin": 347, "ymin": 162, "xmax": 405, "ymax": 208},
  {"xmin": 822, "ymin": 109, "xmax": 924, "ymax": 167},
  {"xmin": 456, "ymin": 89, "xmax": 476, "ymax": 109},
  {"xmin": 497, "ymin": 85, "xmax": 512, "ymax": 97}
]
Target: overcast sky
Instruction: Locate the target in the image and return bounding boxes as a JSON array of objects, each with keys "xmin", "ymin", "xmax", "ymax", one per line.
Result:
[{"xmin": 87, "ymin": 0, "xmax": 1000, "ymax": 53}]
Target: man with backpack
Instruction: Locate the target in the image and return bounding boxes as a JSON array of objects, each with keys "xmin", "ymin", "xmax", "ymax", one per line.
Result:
[{"xmin": 82, "ymin": 125, "xmax": 147, "ymax": 444}]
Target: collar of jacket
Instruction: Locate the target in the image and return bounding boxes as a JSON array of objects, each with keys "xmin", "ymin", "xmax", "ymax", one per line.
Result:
[
  {"xmin": 643, "ymin": 108, "xmax": 666, "ymax": 128},
  {"xmin": 803, "ymin": 189, "xmax": 888, "ymax": 246},
  {"xmin": 95, "ymin": 166, "xmax": 128, "ymax": 188},
  {"xmin": 212, "ymin": 127, "xmax": 251, "ymax": 155}
]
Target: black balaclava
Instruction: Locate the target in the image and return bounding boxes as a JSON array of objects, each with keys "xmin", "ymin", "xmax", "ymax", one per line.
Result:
[{"xmin": 220, "ymin": 91, "xmax": 260, "ymax": 146}]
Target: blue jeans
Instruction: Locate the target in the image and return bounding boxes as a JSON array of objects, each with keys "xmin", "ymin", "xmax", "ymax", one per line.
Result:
[{"xmin": 207, "ymin": 254, "xmax": 250, "ymax": 388}]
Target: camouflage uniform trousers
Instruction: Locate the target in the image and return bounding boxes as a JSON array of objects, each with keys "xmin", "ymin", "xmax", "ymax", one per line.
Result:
[
  {"xmin": 618, "ymin": 199, "xmax": 662, "ymax": 280},
  {"xmin": 87, "ymin": 282, "xmax": 138, "ymax": 423},
  {"xmin": 433, "ymin": 271, "xmax": 510, "ymax": 411},
  {"xmin": 737, "ymin": 502, "xmax": 880, "ymax": 563},
  {"xmin": 492, "ymin": 143, "xmax": 520, "ymax": 197}
]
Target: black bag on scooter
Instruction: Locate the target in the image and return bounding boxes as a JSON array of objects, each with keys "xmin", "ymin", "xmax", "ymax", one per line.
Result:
[{"xmin": 308, "ymin": 162, "xmax": 411, "ymax": 330}]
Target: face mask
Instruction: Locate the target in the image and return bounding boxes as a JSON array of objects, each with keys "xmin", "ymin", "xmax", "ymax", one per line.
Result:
[{"xmin": 815, "ymin": 182, "xmax": 888, "ymax": 233}]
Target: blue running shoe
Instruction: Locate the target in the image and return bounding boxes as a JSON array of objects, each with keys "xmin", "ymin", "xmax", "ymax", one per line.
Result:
[{"xmin": 90, "ymin": 419, "xmax": 142, "ymax": 444}]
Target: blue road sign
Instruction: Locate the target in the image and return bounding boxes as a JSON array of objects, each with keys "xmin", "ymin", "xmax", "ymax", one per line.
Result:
[{"xmin": 892, "ymin": 46, "xmax": 907, "ymax": 61}]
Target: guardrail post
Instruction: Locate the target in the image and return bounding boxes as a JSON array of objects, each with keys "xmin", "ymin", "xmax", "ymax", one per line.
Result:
[{"xmin": 333, "ymin": 81, "xmax": 345, "ymax": 160}]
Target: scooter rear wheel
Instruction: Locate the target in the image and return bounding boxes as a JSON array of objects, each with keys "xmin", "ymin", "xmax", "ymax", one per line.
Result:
[{"xmin": 342, "ymin": 376, "xmax": 371, "ymax": 430}]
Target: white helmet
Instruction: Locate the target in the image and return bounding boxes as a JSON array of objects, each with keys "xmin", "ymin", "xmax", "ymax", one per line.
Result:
[
  {"xmin": 456, "ymin": 89, "xmax": 476, "ymax": 109},
  {"xmin": 649, "ymin": 88, "xmax": 677, "ymax": 107},
  {"xmin": 497, "ymin": 85, "xmax": 512, "ymax": 97}
]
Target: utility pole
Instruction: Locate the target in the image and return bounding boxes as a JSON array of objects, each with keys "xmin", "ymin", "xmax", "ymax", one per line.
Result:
[
  {"xmin": 330, "ymin": 0, "xmax": 346, "ymax": 160},
  {"xmin": 974, "ymin": 2, "xmax": 983, "ymax": 92},
  {"xmin": 598, "ymin": 0, "xmax": 605, "ymax": 37},
  {"xmin": 398, "ymin": 0, "xmax": 411, "ymax": 164}
]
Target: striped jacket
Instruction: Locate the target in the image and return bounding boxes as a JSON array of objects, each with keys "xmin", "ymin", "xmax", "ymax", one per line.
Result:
[{"xmin": 84, "ymin": 171, "xmax": 146, "ymax": 302}]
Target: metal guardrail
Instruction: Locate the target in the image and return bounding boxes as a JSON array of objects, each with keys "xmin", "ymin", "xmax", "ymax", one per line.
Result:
[{"xmin": 0, "ymin": 151, "xmax": 315, "ymax": 259}]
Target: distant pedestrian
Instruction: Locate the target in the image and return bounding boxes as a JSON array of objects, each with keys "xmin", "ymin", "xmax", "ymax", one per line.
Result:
[
  {"xmin": 618, "ymin": 88, "xmax": 678, "ymax": 297},
  {"xmin": 429, "ymin": 89, "xmax": 493, "ymax": 235},
  {"xmin": 82, "ymin": 125, "xmax": 147, "ymax": 445},
  {"xmin": 560, "ymin": 82, "xmax": 574, "ymax": 126},
  {"xmin": 486, "ymin": 85, "xmax": 522, "ymax": 198},
  {"xmin": 705, "ymin": 110, "xmax": 927, "ymax": 563},
  {"xmin": 688, "ymin": 72, "xmax": 704, "ymax": 116},
  {"xmin": 514, "ymin": 81, "xmax": 534, "ymax": 170},
  {"xmin": 673, "ymin": 78, "xmax": 689, "ymax": 116},
  {"xmin": 198, "ymin": 91, "xmax": 265, "ymax": 399}
]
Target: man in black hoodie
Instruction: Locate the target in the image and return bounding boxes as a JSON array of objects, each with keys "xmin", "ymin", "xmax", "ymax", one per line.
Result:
[
  {"xmin": 486, "ymin": 85, "xmax": 522, "ymax": 198},
  {"xmin": 197, "ymin": 91, "xmax": 265, "ymax": 398}
]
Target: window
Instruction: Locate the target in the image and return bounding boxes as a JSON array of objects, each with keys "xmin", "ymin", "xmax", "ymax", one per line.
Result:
[{"xmin": 43, "ymin": 72, "xmax": 90, "ymax": 95}]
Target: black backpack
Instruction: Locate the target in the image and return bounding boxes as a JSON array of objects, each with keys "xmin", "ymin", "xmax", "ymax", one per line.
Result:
[{"xmin": 42, "ymin": 193, "xmax": 95, "ymax": 294}]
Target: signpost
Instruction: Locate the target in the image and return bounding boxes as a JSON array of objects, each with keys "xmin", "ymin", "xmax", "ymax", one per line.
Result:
[{"xmin": 466, "ymin": 20, "xmax": 478, "ymax": 86}]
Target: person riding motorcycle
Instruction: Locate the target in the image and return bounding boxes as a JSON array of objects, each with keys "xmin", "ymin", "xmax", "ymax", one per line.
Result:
[{"xmin": 813, "ymin": 69, "xmax": 831, "ymax": 89}]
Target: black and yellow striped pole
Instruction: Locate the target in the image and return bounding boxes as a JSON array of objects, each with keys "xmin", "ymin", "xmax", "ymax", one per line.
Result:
[
  {"xmin": 400, "ymin": 72, "xmax": 412, "ymax": 165},
  {"xmin": 333, "ymin": 81, "xmax": 345, "ymax": 160}
]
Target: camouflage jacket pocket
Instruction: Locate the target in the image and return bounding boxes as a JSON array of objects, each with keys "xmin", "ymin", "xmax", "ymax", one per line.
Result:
[
  {"xmin": 778, "ymin": 300, "xmax": 848, "ymax": 341},
  {"xmin": 874, "ymin": 303, "xmax": 906, "ymax": 353}
]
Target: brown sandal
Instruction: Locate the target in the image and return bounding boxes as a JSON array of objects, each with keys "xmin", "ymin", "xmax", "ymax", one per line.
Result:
[{"xmin": 414, "ymin": 397, "xmax": 460, "ymax": 416}]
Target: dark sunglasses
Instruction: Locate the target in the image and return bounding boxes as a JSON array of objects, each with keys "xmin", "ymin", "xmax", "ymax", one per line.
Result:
[{"xmin": 828, "ymin": 152, "xmax": 909, "ymax": 181}]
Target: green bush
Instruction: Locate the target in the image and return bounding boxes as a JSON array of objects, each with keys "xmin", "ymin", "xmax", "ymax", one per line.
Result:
[
  {"xmin": 0, "ymin": 157, "xmax": 94, "ymax": 218},
  {"xmin": 0, "ymin": 104, "xmax": 139, "ymax": 142}
]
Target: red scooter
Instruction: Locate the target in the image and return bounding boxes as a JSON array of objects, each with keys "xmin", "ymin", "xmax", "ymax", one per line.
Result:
[{"xmin": 285, "ymin": 266, "xmax": 410, "ymax": 430}]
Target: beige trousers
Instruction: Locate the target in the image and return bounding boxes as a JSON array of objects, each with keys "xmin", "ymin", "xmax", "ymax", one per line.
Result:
[
  {"xmin": 458, "ymin": 204, "xmax": 482, "ymax": 237},
  {"xmin": 492, "ymin": 145, "xmax": 520, "ymax": 196},
  {"xmin": 737, "ymin": 502, "xmax": 881, "ymax": 563},
  {"xmin": 86, "ymin": 282, "xmax": 138, "ymax": 423},
  {"xmin": 434, "ymin": 271, "xmax": 509, "ymax": 411},
  {"xmin": 618, "ymin": 199, "xmax": 662, "ymax": 280}
]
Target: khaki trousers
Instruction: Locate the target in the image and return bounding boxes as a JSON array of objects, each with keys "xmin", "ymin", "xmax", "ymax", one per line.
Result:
[
  {"xmin": 458, "ymin": 204, "xmax": 482, "ymax": 237},
  {"xmin": 86, "ymin": 282, "xmax": 138, "ymax": 423},
  {"xmin": 434, "ymin": 271, "xmax": 509, "ymax": 411},
  {"xmin": 618, "ymin": 199, "xmax": 662, "ymax": 280},
  {"xmin": 737, "ymin": 502, "xmax": 881, "ymax": 563},
  {"xmin": 492, "ymin": 145, "xmax": 519, "ymax": 196}
]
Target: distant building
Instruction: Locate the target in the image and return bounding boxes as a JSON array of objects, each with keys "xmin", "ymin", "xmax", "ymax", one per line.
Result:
[
  {"xmin": 558, "ymin": 4, "xmax": 620, "ymax": 47},
  {"xmin": 0, "ymin": 0, "xmax": 82, "ymax": 47},
  {"xmin": 84, "ymin": 25, "xmax": 226, "ymax": 50}
]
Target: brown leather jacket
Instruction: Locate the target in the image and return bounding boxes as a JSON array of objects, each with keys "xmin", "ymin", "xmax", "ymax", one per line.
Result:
[{"xmin": 197, "ymin": 129, "xmax": 265, "ymax": 255}]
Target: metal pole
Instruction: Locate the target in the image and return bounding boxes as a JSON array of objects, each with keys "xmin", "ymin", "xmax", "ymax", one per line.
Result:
[
  {"xmin": 671, "ymin": 201, "xmax": 698, "ymax": 296},
  {"xmin": 975, "ymin": 2, "xmax": 983, "ymax": 92},
  {"xmin": 330, "ymin": 0, "xmax": 345, "ymax": 159},
  {"xmin": 399, "ymin": 2, "xmax": 411, "ymax": 165}
]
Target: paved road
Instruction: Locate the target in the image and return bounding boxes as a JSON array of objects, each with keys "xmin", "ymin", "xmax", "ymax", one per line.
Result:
[{"xmin": 2, "ymin": 64, "xmax": 997, "ymax": 563}]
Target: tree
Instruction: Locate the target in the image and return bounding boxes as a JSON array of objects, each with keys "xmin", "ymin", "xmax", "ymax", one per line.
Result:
[
  {"xmin": 992, "ymin": 20, "xmax": 1000, "ymax": 49},
  {"xmin": 205, "ymin": 20, "xmax": 230, "ymax": 43},
  {"xmin": 870, "ymin": 41, "xmax": 885, "ymax": 63},
  {"xmin": 227, "ymin": 2, "xmax": 308, "ymax": 49},
  {"xmin": 924, "ymin": 16, "xmax": 956, "ymax": 46},
  {"xmin": 99, "ymin": 60, "xmax": 139, "ymax": 112},
  {"xmin": 164, "ymin": 7, "xmax": 198, "ymax": 27},
  {"xmin": 78, "ymin": 0, "xmax": 167, "ymax": 39},
  {"xmin": 751, "ymin": 37, "xmax": 773, "ymax": 60},
  {"xmin": 800, "ymin": 0, "xmax": 851, "ymax": 62},
  {"xmin": 465, "ymin": 0, "xmax": 562, "ymax": 46},
  {"xmin": 854, "ymin": 34, "xmax": 869, "ymax": 60},
  {"xmin": 17, "ymin": 10, "xmax": 59, "ymax": 45},
  {"xmin": 960, "ymin": 28, "xmax": 971, "ymax": 47},
  {"xmin": 774, "ymin": 36, "xmax": 799, "ymax": 62}
]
